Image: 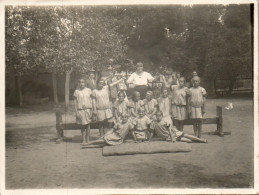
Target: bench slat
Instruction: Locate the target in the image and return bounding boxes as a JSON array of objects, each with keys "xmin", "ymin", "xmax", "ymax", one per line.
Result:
[
  {"xmin": 61, "ymin": 123, "xmax": 99, "ymax": 130},
  {"xmin": 60, "ymin": 118, "xmax": 218, "ymax": 130}
]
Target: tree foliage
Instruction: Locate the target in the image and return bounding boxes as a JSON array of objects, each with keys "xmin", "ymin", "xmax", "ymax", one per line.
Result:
[
  {"xmin": 6, "ymin": 4, "xmax": 252, "ymax": 80},
  {"xmin": 6, "ymin": 6, "xmax": 128, "ymax": 75}
]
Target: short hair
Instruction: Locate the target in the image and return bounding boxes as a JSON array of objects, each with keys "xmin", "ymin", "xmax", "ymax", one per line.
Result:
[
  {"xmin": 118, "ymin": 91, "xmax": 126, "ymax": 98},
  {"xmin": 137, "ymin": 107, "xmax": 145, "ymax": 113},
  {"xmin": 97, "ymin": 78, "xmax": 105, "ymax": 84},
  {"xmin": 162, "ymin": 87, "xmax": 168, "ymax": 92},
  {"xmin": 156, "ymin": 110, "xmax": 163, "ymax": 116},
  {"xmin": 78, "ymin": 78, "xmax": 85, "ymax": 83},
  {"xmin": 120, "ymin": 112, "xmax": 128, "ymax": 118},
  {"xmin": 146, "ymin": 91, "xmax": 153, "ymax": 96},
  {"xmin": 133, "ymin": 91, "xmax": 140, "ymax": 97},
  {"xmin": 179, "ymin": 77, "xmax": 185, "ymax": 83},
  {"xmin": 192, "ymin": 76, "xmax": 201, "ymax": 83},
  {"xmin": 136, "ymin": 62, "xmax": 143, "ymax": 67}
]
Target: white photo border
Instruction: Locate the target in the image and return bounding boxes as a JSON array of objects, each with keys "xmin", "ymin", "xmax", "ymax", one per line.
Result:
[{"xmin": 0, "ymin": 0, "xmax": 258, "ymax": 194}]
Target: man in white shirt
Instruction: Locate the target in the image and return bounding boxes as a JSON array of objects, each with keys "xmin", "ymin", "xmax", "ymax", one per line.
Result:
[{"xmin": 127, "ymin": 62, "xmax": 155, "ymax": 99}]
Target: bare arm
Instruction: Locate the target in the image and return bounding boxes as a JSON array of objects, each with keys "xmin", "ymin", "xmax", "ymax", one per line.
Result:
[
  {"xmin": 92, "ymin": 98, "xmax": 96, "ymax": 112},
  {"xmin": 74, "ymin": 99, "xmax": 78, "ymax": 114},
  {"xmin": 161, "ymin": 75, "xmax": 167, "ymax": 86},
  {"xmin": 202, "ymin": 96, "xmax": 206, "ymax": 115},
  {"xmin": 114, "ymin": 108, "xmax": 119, "ymax": 121},
  {"xmin": 149, "ymin": 107, "xmax": 157, "ymax": 118},
  {"xmin": 109, "ymin": 78, "xmax": 123, "ymax": 87}
]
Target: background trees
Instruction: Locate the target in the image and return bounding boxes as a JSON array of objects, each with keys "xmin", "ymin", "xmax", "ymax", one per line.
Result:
[{"xmin": 5, "ymin": 4, "xmax": 253, "ymax": 105}]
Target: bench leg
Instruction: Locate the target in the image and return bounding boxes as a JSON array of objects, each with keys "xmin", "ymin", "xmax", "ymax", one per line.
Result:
[{"xmin": 217, "ymin": 106, "xmax": 224, "ymax": 137}]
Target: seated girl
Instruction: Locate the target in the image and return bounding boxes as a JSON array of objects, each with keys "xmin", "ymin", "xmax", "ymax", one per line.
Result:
[
  {"xmin": 81, "ymin": 113, "xmax": 134, "ymax": 147},
  {"xmin": 149, "ymin": 111, "xmax": 207, "ymax": 143},
  {"xmin": 130, "ymin": 91, "xmax": 145, "ymax": 118},
  {"xmin": 143, "ymin": 91, "xmax": 158, "ymax": 120},
  {"xmin": 113, "ymin": 91, "xmax": 131, "ymax": 122},
  {"xmin": 149, "ymin": 111, "xmax": 175, "ymax": 142},
  {"xmin": 131, "ymin": 107, "xmax": 151, "ymax": 143}
]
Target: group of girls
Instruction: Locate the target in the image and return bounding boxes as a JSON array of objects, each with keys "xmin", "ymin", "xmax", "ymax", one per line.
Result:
[{"xmin": 74, "ymin": 73, "xmax": 206, "ymax": 146}]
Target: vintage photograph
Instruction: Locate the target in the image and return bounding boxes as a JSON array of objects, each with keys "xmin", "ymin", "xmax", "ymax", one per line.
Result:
[{"xmin": 3, "ymin": 1, "xmax": 257, "ymax": 192}]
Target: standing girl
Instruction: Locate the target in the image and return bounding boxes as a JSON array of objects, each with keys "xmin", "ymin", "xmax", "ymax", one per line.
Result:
[
  {"xmin": 189, "ymin": 76, "xmax": 206, "ymax": 138},
  {"xmin": 161, "ymin": 74, "xmax": 172, "ymax": 91},
  {"xmin": 172, "ymin": 77, "xmax": 189, "ymax": 132},
  {"xmin": 74, "ymin": 78, "xmax": 93, "ymax": 144},
  {"xmin": 92, "ymin": 78, "xmax": 124, "ymax": 136}
]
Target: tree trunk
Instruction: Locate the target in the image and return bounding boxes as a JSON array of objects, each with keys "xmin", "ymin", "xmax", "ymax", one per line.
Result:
[
  {"xmin": 16, "ymin": 75, "xmax": 23, "ymax": 106},
  {"xmin": 228, "ymin": 77, "xmax": 236, "ymax": 95},
  {"xmin": 52, "ymin": 71, "xmax": 59, "ymax": 104},
  {"xmin": 65, "ymin": 68, "xmax": 73, "ymax": 111}
]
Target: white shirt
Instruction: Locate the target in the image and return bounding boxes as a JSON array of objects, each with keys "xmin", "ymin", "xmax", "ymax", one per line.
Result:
[{"xmin": 127, "ymin": 72, "xmax": 154, "ymax": 86}]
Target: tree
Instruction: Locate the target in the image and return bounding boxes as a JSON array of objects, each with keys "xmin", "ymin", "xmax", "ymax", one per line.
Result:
[
  {"xmin": 6, "ymin": 6, "xmax": 37, "ymax": 106},
  {"xmin": 205, "ymin": 4, "xmax": 252, "ymax": 94}
]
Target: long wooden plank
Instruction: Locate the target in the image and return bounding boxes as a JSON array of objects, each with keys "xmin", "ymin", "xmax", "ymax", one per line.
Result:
[
  {"xmin": 61, "ymin": 118, "xmax": 218, "ymax": 130},
  {"xmin": 61, "ymin": 123, "xmax": 99, "ymax": 130}
]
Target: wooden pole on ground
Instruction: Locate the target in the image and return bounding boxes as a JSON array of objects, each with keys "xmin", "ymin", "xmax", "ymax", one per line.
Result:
[{"xmin": 217, "ymin": 106, "xmax": 224, "ymax": 137}]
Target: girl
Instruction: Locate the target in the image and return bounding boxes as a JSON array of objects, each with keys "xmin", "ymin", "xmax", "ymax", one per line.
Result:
[
  {"xmin": 149, "ymin": 111, "xmax": 207, "ymax": 143},
  {"xmin": 113, "ymin": 91, "xmax": 131, "ymax": 122},
  {"xmin": 73, "ymin": 78, "xmax": 93, "ymax": 144},
  {"xmin": 106, "ymin": 70, "xmax": 118, "ymax": 103},
  {"xmin": 92, "ymin": 78, "xmax": 124, "ymax": 137},
  {"xmin": 116, "ymin": 75, "xmax": 128, "ymax": 101},
  {"xmin": 85, "ymin": 71, "xmax": 97, "ymax": 90},
  {"xmin": 171, "ymin": 77, "xmax": 189, "ymax": 132},
  {"xmin": 131, "ymin": 107, "xmax": 151, "ymax": 143},
  {"xmin": 161, "ymin": 74, "xmax": 172, "ymax": 91},
  {"xmin": 189, "ymin": 76, "xmax": 206, "ymax": 138},
  {"xmin": 143, "ymin": 91, "xmax": 158, "ymax": 120},
  {"xmin": 130, "ymin": 91, "xmax": 145, "ymax": 118},
  {"xmin": 81, "ymin": 114, "xmax": 134, "ymax": 147},
  {"xmin": 157, "ymin": 88, "xmax": 172, "ymax": 125},
  {"xmin": 171, "ymin": 80, "xmax": 179, "ymax": 123}
]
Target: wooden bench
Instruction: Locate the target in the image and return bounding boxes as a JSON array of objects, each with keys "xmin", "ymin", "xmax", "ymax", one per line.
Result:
[{"xmin": 54, "ymin": 105, "xmax": 229, "ymax": 141}]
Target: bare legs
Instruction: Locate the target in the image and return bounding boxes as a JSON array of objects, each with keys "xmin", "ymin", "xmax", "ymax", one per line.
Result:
[
  {"xmin": 99, "ymin": 123, "xmax": 105, "ymax": 137},
  {"xmin": 99, "ymin": 120, "xmax": 113, "ymax": 137},
  {"xmin": 81, "ymin": 124, "xmax": 90, "ymax": 144},
  {"xmin": 192, "ymin": 119, "xmax": 202, "ymax": 138},
  {"xmin": 81, "ymin": 138, "xmax": 105, "ymax": 147}
]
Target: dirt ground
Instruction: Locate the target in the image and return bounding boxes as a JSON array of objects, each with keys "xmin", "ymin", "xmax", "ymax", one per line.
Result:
[{"xmin": 5, "ymin": 98, "xmax": 254, "ymax": 189}]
